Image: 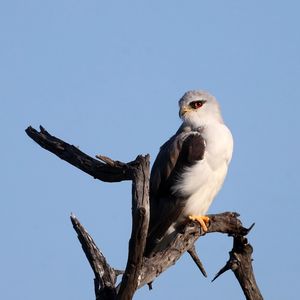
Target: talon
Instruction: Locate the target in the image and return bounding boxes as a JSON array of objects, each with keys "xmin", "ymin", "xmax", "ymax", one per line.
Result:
[{"xmin": 189, "ymin": 215, "xmax": 210, "ymax": 232}]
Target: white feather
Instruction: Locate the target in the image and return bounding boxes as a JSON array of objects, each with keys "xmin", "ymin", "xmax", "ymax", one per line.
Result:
[
  {"xmin": 174, "ymin": 91, "xmax": 233, "ymax": 227},
  {"xmin": 154, "ymin": 90, "xmax": 233, "ymax": 249}
]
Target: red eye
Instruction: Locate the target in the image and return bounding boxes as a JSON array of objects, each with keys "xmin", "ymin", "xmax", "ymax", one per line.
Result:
[{"xmin": 190, "ymin": 100, "xmax": 206, "ymax": 109}]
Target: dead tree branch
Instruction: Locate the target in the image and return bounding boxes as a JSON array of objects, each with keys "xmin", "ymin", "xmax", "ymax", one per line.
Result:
[
  {"xmin": 25, "ymin": 125, "xmax": 263, "ymax": 300},
  {"xmin": 187, "ymin": 245, "xmax": 207, "ymax": 278},
  {"xmin": 71, "ymin": 214, "xmax": 117, "ymax": 300},
  {"xmin": 137, "ymin": 212, "xmax": 251, "ymax": 288},
  {"xmin": 116, "ymin": 155, "xmax": 150, "ymax": 300},
  {"xmin": 25, "ymin": 125, "xmax": 132, "ymax": 182},
  {"xmin": 212, "ymin": 232, "xmax": 263, "ymax": 300}
]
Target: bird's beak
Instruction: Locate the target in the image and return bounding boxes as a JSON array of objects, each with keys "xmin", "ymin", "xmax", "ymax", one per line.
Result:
[{"xmin": 179, "ymin": 106, "xmax": 192, "ymax": 117}]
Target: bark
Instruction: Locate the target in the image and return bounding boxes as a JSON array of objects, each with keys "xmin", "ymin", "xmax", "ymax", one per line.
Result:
[
  {"xmin": 138, "ymin": 212, "xmax": 251, "ymax": 288},
  {"xmin": 116, "ymin": 156, "xmax": 150, "ymax": 300},
  {"xmin": 212, "ymin": 233, "xmax": 263, "ymax": 300},
  {"xmin": 25, "ymin": 126, "xmax": 263, "ymax": 300},
  {"xmin": 71, "ymin": 214, "xmax": 117, "ymax": 300}
]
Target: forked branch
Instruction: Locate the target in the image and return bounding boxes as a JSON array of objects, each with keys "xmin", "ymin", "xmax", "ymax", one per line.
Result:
[{"xmin": 26, "ymin": 126, "xmax": 263, "ymax": 300}]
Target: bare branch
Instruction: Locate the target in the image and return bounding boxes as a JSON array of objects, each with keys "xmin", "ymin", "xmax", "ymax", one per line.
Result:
[
  {"xmin": 187, "ymin": 245, "xmax": 207, "ymax": 277},
  {"xmin": 117, "ymin": 155, "xmax": 150, "ymax": 300},
  {"xmin": 25, "ymin": 126, "xmax": 132, "ymax": 182},
  {"xmin": 26, "ymin": 126, "xmax": 263, "ymax": 300},
  {"xmin": 213, "ymin": 235, "xmax": 263, "ymax": 300},
  {"xmin": 138, "ymin": 212, "xmax": 248, "ymax": 288},
  {"xmin": 70, "ymin": 214, "xmax": 117, "ymax": 300},
  {"xmin": 96, "ymin": 155, "xmax": 127, "ymax": 168}
]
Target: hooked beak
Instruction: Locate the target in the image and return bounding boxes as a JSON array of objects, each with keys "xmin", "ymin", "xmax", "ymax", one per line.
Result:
[{"xmin": 179, "ymin": 106, "xmax": 192, "ymax": 118}]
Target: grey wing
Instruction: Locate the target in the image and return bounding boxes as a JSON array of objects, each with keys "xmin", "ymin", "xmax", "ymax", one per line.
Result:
[{"xmin": 145, "ymin": 130, "xmax": 206, "ymax": 255}]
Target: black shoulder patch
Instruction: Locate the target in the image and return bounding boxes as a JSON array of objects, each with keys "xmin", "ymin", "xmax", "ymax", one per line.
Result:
[
  {"xmin": 179, "ymin": 133, "xmax": 205, "ymax": 166},
  {"xmin": 146, "ymin": 132, "xmax": 206, "ymax": 256}
]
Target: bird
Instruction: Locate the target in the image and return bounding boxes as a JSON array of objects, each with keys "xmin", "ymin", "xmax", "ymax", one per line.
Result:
[{"xmin": 145, "ymin": 90, "xmax": 233, "ymax": 256}]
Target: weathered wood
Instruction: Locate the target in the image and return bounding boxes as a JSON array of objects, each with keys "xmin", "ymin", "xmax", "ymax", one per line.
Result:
[
  {"xmin": 26, "ymin": 126, "xmax": 263, "ymax": 300},
  {"xmin": 138, "ymin": 212, "xmax": 250, "ymax": 288},
  {"xmin": 25, "ymin": 126, "xmax": 132, "ymax": 182},
  {"xmin": 187, "ymin": 245, "xmax": 207, "ymax": 277},
  {"xmin": 71, "ymin": 214, "xmax": 117, "ymax": 300},
  {"xmin": 117, "ymin": 155, "xmax": 150, "ymax": 300},
  {"xmin": 213, "ymin": 234, "xmax": 263, "ymax": 300}
]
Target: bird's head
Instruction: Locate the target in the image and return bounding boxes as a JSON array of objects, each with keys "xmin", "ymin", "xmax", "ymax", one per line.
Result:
[{"xmin": 178, "ymin": 90, "xmax": 223, "ymax": 128}]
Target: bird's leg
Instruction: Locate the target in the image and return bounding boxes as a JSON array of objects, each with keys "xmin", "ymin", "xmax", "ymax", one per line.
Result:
[{"xmin": 189, "ymin": 215, "xmax": 210, "ymax": 232}]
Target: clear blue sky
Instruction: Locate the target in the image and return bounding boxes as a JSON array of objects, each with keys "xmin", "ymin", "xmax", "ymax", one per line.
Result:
[{"xmin": 1, "ymin": 1, "xmax": 299, "ymax": 299}]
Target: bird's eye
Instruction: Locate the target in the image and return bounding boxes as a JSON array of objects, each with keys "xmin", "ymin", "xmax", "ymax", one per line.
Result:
[{"xmin": 190, "ymin": 100, "xmax": 206, "ymax": 109}]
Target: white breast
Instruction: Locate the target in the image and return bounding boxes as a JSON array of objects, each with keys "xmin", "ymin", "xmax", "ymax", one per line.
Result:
[{"xmin": 174, "ymin": 123, "xmax": 233, "ymax": 224}]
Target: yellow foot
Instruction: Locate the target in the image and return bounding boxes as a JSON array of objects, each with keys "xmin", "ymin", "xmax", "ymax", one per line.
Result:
[{"xmin": 189, "ymin": 215, "xmax": 210, "ymax": 232}]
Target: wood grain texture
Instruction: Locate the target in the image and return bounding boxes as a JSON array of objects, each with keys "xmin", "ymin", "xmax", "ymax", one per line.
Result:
[
  {"xmin": 25, "ymin": 126, "xmax": 132, "ymax": 182},
  {"xmin": 116, "ymin": 155, "xmax": 150, "ymax": 300},
  {"xmin": 71, "ymin": 214, "xmax": 117, "ymax": 300},
  {"xmin": 212, "ymin": 233, "xmax": 263, "ymax": 300},
  {"xmin": 138, "ymin": 212, "xmax": 251, "ymax": 288}
]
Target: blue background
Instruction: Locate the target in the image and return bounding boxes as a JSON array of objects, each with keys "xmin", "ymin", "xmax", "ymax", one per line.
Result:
[{"xmin": 1, "ymin": 1, "xmax": 299, "ymax": 299}]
